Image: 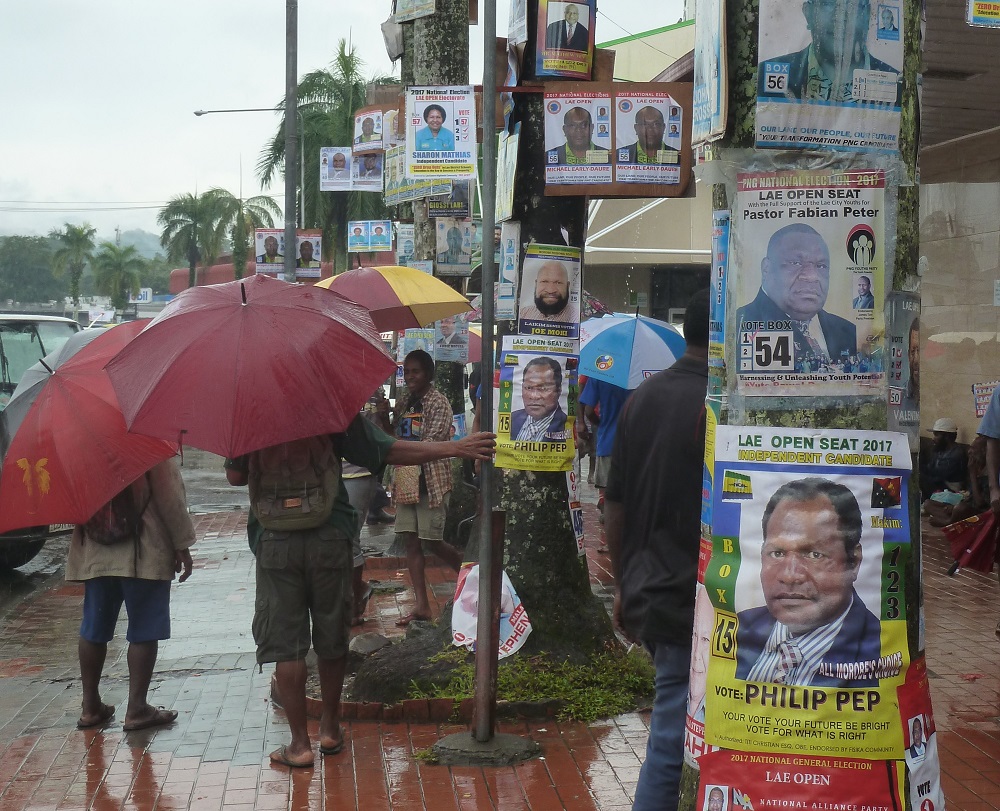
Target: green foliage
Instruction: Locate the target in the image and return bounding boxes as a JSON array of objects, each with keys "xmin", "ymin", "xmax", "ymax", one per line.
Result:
[
  {"xmin": 92, "ymin": 242, "xmax": 144, "ymax": 310},
  {"xmin": 408, "ymin": 646, "xmax": 654, "ymax": 723},
  {"xmin": 256, "ymin": 39, "xmax": 397, "ymax": 271},
  {"xmin": 157, "ymin": 191, "xmax": 226, "ymax": 289},
  {"xmin": 205, "ymin": 188, "xmax": 281, "ymax": 280},
  {"xmin": 0, "ymin": 236, "xmax": 63, "ymax": 303},
  {"xmin": 49, "ymin": 223, "xmax": 96, "ymax": 307},
  {"xmin": 413, "ymin": 748, "xmax": 440, "ymax": 764},
  {"xmin": 140, "ymin": 254, "xmax": 174, "ymax": 296}
]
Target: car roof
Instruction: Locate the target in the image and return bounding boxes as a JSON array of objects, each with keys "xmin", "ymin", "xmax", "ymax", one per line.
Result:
[{"xmin": 0, "ymin": 314, "xmax": 79, "ymax": 326}]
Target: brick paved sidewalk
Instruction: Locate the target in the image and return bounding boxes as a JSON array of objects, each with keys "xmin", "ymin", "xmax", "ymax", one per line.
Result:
[{"xmin": 1, "ymin": 496, "xmax": 999, "ymax": 810}]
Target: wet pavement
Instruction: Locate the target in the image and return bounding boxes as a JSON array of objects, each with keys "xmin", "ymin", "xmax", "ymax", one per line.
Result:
[{"xmin": 1, "ymin": 473, "xmax": 999, "ymax": 810}]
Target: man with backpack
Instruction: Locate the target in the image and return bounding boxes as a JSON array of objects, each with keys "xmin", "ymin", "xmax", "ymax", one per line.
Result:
[
  {"xmin": 225, "ymin": 409, "xmax": 495, "ymax": 769},
  {"xmin": 67, "ymin": 457, "xmax": 195, "ymax": 732}
]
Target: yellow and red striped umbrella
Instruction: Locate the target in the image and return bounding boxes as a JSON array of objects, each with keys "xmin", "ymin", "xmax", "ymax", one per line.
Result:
[{"xmin": 315, "ymin": 265, "xmax": 472, "ymax": 332}]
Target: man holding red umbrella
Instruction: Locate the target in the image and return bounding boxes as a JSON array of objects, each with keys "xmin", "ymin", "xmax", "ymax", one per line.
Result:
[{"xmin": 225, "ymin": 410, "xmax": 495, "ymax": 769}]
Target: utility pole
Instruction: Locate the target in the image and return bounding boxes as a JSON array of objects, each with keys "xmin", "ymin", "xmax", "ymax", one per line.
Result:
[{"xmin": 283, "ymin": 0, "xmax": 298, "ymax": 283}]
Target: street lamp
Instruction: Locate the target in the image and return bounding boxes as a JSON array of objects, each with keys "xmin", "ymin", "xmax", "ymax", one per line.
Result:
[{"xmin": 193, "ymin": 106, "xmax": 306, "ymax": 280}]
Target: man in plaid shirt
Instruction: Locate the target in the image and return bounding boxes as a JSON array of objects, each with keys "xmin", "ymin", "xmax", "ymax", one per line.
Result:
[{"xmin": 392, "ymin": 350, "xmax": 463, "ymax": 626}]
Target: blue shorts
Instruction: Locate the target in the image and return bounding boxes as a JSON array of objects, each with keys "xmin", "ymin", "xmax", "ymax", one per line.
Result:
[{"xmin": 80, "ymin": 577, "xmax": 172, "ymax": 644}]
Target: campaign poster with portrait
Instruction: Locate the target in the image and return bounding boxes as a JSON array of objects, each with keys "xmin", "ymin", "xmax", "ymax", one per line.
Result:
[
  {"xmin": 535, "ymin": 0, "xmax": 596, "ymax": 79},
  {"xmin": 428, "ymin": 179, "xmax": 472, "ymax": 219},
  {"xmin": 755, "ymin": 0, "xmax": 903, "ymax": 151},
  {"xmin": 695, "ymin": 752, "xmax": 904, "ymax": 811},
  {"xmin": 703, "ymin": 425, "xmax": 912, "ymax": 759},
  {"xmin": 294, "ymin": 233, "xmax": 322, "ymax": 280},
  {"xmin": 731, "ymin": 169, "xmax": 887, "ymax": 397},
  {"xmin": 692, "ymin": 0, "xmax": 727, "ymax": 146},
  {"xmin": 543, "ymin": 92, "xmax": 612, "ymax": 186},
  {"xmin": 885, "ymin": 292, "xmax": 919, "ymax": 452},
  {"xmin": 435, "ymin": 217, "xmax": 474, "ymax": 277},
  {"xmin": 320, "ymin": 147, "xmax": 352, "ymax": 192},
  {"xmin": 369, "ymin": 220, "xmax": 392, "ymax": 252},
  {"xmin": 405, "ymin": 86, "xmax": 477, "ymax": 179},
  {"xmin": 402, "ymin": 328, "xmax": 435, "ymax": 358},
  {"xmin": 352, "ymin": 153, "xmax": 383, "ymax": 192},
  {"xmin": 254, "ymin": 228, "xmax": 285, "ymax": 277},
  {"xmin": 518, "ymin": 243, "xmax": 581, "ymax": 340},
  {"xmin": 352, "ymin": 107, "xmax": 384, "ymax": 153},
  {"xmin": 898, "ymin": 660, "xmax": 945, "ymax": 811},
  {"xmin": 495, "ymin": 335, "xmax": 577, "ymax": 472},
  {"xmin": 434, "ymin": 312, "xmax": 470, "ymax": 363},
  {"xmin": 384, "ymin": 146, "xmax": 453, "ymax": 206},
  {"xmin": 497, "ymin": 221, "xmax": 521, "ymax": 320},
  {"xmin": 613, "ymin": 91, "xmax": 683, "ymax": 185},
  {"xmin": 396, "ymin": 0, "xmax": 435, "ymax": 22},
  {"xmin": 396, "ymin": 223, "xmax": 416, "ymax": 266},
  {"xmin": 347, "ymin": 221, "xmax": 371, "ymax": 253}
]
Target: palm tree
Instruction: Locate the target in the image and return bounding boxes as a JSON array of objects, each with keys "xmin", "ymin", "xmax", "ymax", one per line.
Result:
[
  {"xmin": 92, "ymin": 242, "xmax": 144, "ymax": 310},
  {"xmin": 157, "ymin": 192, "xmax": 225, "ymax": 289},
  {"xmin": 50, "ymin": 223, "xmax": 96, "ymax": 307},
  {"xmin": 257, "ymin": 39, "xmax": 398, "ymax": 272},
  {"xmin": 206, "ymin": 188, "xmax": 281, "ymax": 279}
]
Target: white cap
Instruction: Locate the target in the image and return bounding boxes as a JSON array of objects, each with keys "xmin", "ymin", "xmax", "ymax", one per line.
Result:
[{"xmin": 931, "ymin": 417, "xmax": 958, "ymax": 433}]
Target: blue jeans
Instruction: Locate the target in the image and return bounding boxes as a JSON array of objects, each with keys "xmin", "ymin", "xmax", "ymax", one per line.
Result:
[{"xmin": 633, "ymin": 641, "xmax": 691, "ymax": 811}]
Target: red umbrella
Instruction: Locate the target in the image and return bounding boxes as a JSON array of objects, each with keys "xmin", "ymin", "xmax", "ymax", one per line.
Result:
[
  {"xmin": 943, "ymin": 510, "xmax": 999, "ymax": 575},
  {"xmin": 105, "ymin": 274, "xmax": 396, "ymax": 458},
  {"xmin": 0, "ymin": 321, "xmax": 178, "ymax": 533}
]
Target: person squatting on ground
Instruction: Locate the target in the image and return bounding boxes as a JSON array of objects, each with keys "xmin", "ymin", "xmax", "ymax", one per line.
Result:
[
  {"xmin": 225, "ymin": 407, "xmax": 495, "ymax": 769},
  {"xmin": 69, "ymin": 457, "xmax": 195, "ymax": 732},
  {"xmin": 391, "ymin": 350, "xmax": 465, "ymax": 627},
  {"xmin": 605, "ymin": 289, "xmax": 709, "ymax": 811}
]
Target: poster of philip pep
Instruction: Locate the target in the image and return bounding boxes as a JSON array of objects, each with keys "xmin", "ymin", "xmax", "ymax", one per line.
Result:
[
  {"xmin": 732, "ymin": 169, "xmax": 887, "ymax": 397},
  {"xmin": 701, "ymin": 426, "xmax": 911, "ymax": 759}
]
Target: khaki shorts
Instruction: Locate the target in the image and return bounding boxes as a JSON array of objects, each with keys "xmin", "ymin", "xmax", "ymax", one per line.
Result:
[
  {"xmin": 252, "ymin": 527, "xmax": 351, "ymax": 663},
  {"xmin": 394, "ymin": 491, "xmax": 450, "ymax": 541},
  {"xmin": 594, "ymin": 455, "xmax": 612, "ymax": 488}
]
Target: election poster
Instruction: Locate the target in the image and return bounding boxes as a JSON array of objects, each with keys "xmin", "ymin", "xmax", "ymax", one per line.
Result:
[
  {"xmin": 544, "ymin": 92, "xmax": 612, "ymax": 186},
  {"xmin": 614, "ymin": 91, "xmax": 683, "ymax": 185},
  {"xmin": 495, "ymin": 335, "xmax": 577, "ymax": 472},
  {"xmin": 352, "ymin": 153, "xmax": 383, "ymax": 192},
  {"xmin": 435, "ymin": 217, "xmax": 475, "ymax": 277},
  {"xmin": 535, "ymin": 0, "xmax": 596, "ymax": 79},
  {"xmin": 703, "ymin": 426, "xmax": 912, "ymax": 759},
  {"xmin": 898, "ymin": 659, "xmax": 945, "ymax": 811},
  {"xmin": 755, "ymin": 0, "xmax": 903, "ymax": 151},
  {"xmin": 369, "ymin": 220, "xmax": 392, "ymax": 252},
  {"xmin": 405, "ymin": 86, "xmax": 477, "ymax": 179},
  {"xmin": 973, "ymin": 380, "xmax": 999, "ymax": 418},
  {"xmin": 885, "ymin": 292, "xmax": 919, "ymax": 451},
  {"xmin": 401, "ymin": 328, "xmax": 435, "ymax": 358},
  {"xmin": 320, "ymin": 147, "xmax": 352, "ymax": 192},
  {"xmin": 396, "ymin": 223, "xmax": 415, "ymax": 266},
  {"xmin": 294, "ymin": 233, "xmax": 322, "ymax": 280},
  {"xmin": 518, "ymin": 243, "xmax": 581, "ymax": 340},
  {"xmin": 709, "ymin": 210, "xmax": 731, "ymax": 372},
  {"xmin": 696, "ymin": 751, "xmax": 904, "ymax": 811},
  {"xmin": 692, "ymin": 0, "xmax": 727, "ymax": 146},
  {"xmin": 254, "ymin": 228, "xmax": 285, "ymax": 277},
  {"xmin": 508, "ymin": 0, "xmax": 528, "ymax": 44},
  {"xmin": 732, "ymin": 169, "xmax": 887, "ymax": 397},
  {"xmin": 347, "ymin": 220, "xmax": 389, "ymax": 253},
  {"xmin": 428, "ymin": 179, "xmax": 473, "ymax": 219},
  {"xmin": 497, "ymin": 221, "xmax": 521, "ymax": 319},
  {"xmin": 383, "ymin": 146, "xmax": 452, "ymax": 206},
  {"xmin": 567, "ymin": 462, "xmax": 585, "ymax": 554},
  {"xmin": 353, "ymin": 107, "xmax": 385, "ymax": 153},
  {"xmin": 434, "ymin": 312, "xmax": 470, "ymax": 364},
  {"xmin": 496, "ymin": 127, "xmax": 519, "ymax": 222},
  {"xmin": 395, "ymin": 0, "xmax": 434, "ymax": 23},
  {"xmin": 968, "ymin": 0, "xmax": 1000, "ymax": 26}
]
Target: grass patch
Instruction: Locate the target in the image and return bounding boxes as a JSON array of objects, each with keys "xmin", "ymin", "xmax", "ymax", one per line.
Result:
[
  {"xmin": 413, "ymin": 747, "xmax": 440, "ymax": 764},
  {"xmin": 408, "ymin": 645, "xmax": 653, "ymax": 723}
]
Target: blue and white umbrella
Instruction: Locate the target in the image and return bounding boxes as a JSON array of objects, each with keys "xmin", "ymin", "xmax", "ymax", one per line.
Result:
[{"xmin": 580, "ymin": 315, "xmax": 686, "ymax": 389}]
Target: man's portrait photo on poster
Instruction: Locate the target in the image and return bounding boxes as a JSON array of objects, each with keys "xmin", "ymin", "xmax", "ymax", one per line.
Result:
[
  {"xmin": 732, "ymin": 475, "xmax": 885, "ymax": 689},
  {"xmin": 544, "ymin": 2, "xmax": 591, "ymax": 51},
  {"xmin": 509, "ymin": 355, "xmax": 571, "ymax": 443},
  {"xmin": 518, "ymin": 253, "xmax": 581, "ymax": 336}
]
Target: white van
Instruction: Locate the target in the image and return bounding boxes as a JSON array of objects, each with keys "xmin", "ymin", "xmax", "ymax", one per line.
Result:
[{"xmin": 0, "ymin": 314, "xmax": 82, "ymax": 567}]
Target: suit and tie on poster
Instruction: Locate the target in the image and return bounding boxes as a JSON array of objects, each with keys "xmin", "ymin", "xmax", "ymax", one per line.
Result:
[
  {"xmin": 434, "ymin": 313, "xmax": 470, "ymax": 363},
  {"xmin": 614, "ymin": 92, "xmax": 683, "ymax": 185},
  {"xmin": 352, "ymin": 153, "xmax": 384, "ymax": 192},
  {"xmin": 535, "ymin": 0, "xmax": 595, "ymax": 78},
  {"xmin": 732, "ymin": 169, "xmax": 887, "ymax": 397},
  {"xmin": 435, "ymin": 217, "xmax": 474, "ymax": 276},
  {"xmin": 405, "ymin": 86, "xmax": 477, "ymax": 179},
  {"xmin": 543, "ymin": 94, "xmax": 612, "ymax": 185},
  {"xmin": 701, "ymin": 426, "xmax": 912, "ymax": 764},
  {"xmin": 352, "ymin": 108, "xmax": 385, "ymax": 153},
  {"xmin": 495, "ymin": 335, "xmax": 577, "ymax": 472},
  {"xmin": 254, "ymin": 229, "xmax": 285, "ymax": 277},
  {"xmin": 294, "ymin": 234, "xmax": 322, "ymax": 279},
  {"xmin": 755, "ymin": 0, "xmax": 903, "ymax": 151}
]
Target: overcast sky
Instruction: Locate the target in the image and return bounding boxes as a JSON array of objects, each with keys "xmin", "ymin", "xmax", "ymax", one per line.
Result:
[{"xmin": 0, "ymin": 0, "xmax": 684, "ymax": 241}]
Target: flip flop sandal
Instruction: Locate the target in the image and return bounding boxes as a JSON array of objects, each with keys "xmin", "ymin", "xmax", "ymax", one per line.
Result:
[
  {"xmin": 77, "ymin": 703, "xmax": 115, "ymax": 729},
  {"xmin": 269, "ymin": 745, "xmax": 314, "ymax": 768}
]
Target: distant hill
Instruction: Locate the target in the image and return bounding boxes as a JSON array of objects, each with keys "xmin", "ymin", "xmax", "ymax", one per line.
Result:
[{"xmin": 111, "ymin": 229, "xmax": 164, "ymax": 259}]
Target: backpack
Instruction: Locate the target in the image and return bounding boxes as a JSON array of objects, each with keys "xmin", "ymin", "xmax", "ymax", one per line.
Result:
[
  {"xmin": 248, "ymin": 436, "xmax": 341, "ymax": 531},
  {"xmin": 83, "ymin": 475, "xmax": 150, "ymax": 546}
]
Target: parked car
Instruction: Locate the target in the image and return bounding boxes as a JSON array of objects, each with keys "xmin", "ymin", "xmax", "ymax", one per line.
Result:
[{"xmin": 0, "ymin": 314, "xmax": 82, "ymax": 569}]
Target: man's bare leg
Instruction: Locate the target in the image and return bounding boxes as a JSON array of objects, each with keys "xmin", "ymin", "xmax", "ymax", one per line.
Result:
[
  {"xmin": 272, "ymin": 659, "xmax": 314, "ymax": 766},
  {"xmin": 400, "ymin": 531, "xmax": 431, "ymax": 620},
  {"xmin": 78, "ymin": 638, "xmax": 113, "ymax": 727},
  {"xmin": 317, "ymin": 656, "xmax": 348, "ymax": 753}
]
